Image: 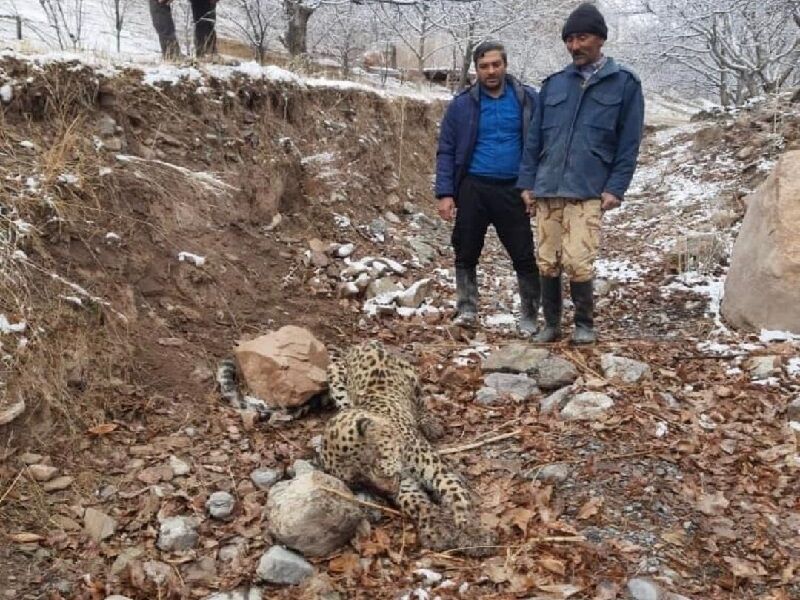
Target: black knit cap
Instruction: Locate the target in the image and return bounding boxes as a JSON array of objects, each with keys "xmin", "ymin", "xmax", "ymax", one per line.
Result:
[{"xmin": 562, "ymin": 3, "xmax": 608, "ymax": 41}]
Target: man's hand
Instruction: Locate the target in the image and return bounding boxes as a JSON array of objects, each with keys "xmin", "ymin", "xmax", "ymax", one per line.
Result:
[
  {"xmin": 601, "ymin": 192, "xmax": 621, "ymax": 212},
  {"xmin": 437, "ymin": 196, "xmax": 456, "ymax": 221},
  {"xmin": 521, "ymin": 189, "xmax": 536, "ymax": 216}
]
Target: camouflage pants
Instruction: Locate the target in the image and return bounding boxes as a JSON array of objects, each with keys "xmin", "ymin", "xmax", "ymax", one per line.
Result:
[{"xmin": 535, "ymin": 198, "xmax": 602, "ymax": 282}]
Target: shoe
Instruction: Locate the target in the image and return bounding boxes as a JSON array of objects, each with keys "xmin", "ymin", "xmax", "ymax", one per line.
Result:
[
  {"xmin": 534, "ymin": 275, "xmax": 562, "ymax": 343},
  {"xmin": 517, "ymin": 272, "xmax": 540, "ymax": 336},
  {"xmin": 454, "ymin": 267, "xmax": 478, "ymax": 326},
  {"xmin": 570, "ymin": 279, "xmax": 597, "ymax": 344}
]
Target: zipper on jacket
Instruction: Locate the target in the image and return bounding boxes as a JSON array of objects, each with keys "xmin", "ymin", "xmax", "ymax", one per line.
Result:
[{"xmin": 559, "ymin": 74, "xmax": 596, "ymax": 188}]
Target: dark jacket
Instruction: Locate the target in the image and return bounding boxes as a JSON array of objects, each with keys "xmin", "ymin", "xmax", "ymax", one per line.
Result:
[
  {"xmin": 516, "ymin": 58, "xmax": 644, "ymax": 200},
  {"xmin": 435, "ymin": 75, "xmax": 538, "ymax": 200}
]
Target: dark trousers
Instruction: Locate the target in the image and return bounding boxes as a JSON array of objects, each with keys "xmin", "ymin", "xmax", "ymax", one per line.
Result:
[
  {"xmin": 149, "ymin": 0, "xmax": 217, "ymax": 58},
  {"xmin": 452, "ymin": 175, "xmax": 538, "ymax": 276}
]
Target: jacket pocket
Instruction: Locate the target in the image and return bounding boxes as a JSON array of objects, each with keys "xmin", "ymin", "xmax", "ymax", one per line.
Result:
[
  {"xmin": 542, "ymin": 91, "xmax": 568, "ymax": 129},
  {"xmin": 590, "ymin": 145, "xmax": 615, "ymax": 165},
  {"xmin": 585, "ymin": 91, "xmax": 622, "ymax": 131}
]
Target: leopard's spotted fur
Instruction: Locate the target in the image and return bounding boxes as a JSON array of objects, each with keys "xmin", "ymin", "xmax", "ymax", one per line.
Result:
[{"xmin": 319, "ymin": 341, "xmax": 495, "ymax": 556}]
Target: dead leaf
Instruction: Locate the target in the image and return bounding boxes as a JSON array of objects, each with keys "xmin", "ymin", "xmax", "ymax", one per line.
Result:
[
  {"xmin": 9, "ymin": 532, "xmax": 44, "ymax": 543},
  {"xmin": 577, "ymin": 496, "xmax": 604, "ymax": 520},
  {"xmin": 503, "ymin": 507, "xmax": 535, "ymax": 536},
  {"xmin": 593, "ymin": 580, "xmax": 620, "ymax": 600},
  {"xmin": 534, "ymin": 583, "xmax": 583, "ymax": 598},
  {"xmin": 538, "ymin": 556, "xmax": 566, "ymax": 575},
  {"xmin": 697, "ymin": 490, "xmax": 729, "ymax": 516},
  {"xmin": 328, "ymin": 552, "xmax": 361, "ymax": 577},
  {"xmin": 87, "ymin": 422, "xmax": 118, "ymax": 435},
  {"xmin": 483, "ymin": 556, "xmax": 511, "ymax": 584},
  {"xmin": 723, "ymin": 556, "xmax": 767, "ymax": 579}
]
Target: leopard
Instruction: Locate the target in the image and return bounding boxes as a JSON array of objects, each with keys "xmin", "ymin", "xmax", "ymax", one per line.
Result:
[{"xmin": 318, "ymin": 340, "xmax": 496, "ymax": 557}]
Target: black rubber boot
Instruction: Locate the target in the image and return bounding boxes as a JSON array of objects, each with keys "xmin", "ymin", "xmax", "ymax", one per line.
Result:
[
  {"xmin": 570, "ymin": 279, "xmax": 597, "ymax": 344},
  {"xmin": 534, "ymin": 276, "xmax": 562, "ymax": 343},
  {"xmin": 517, "ymin": 272, "xmax": 541, "ymax": 336},
  {"xmin": 454, "ymin": 267, "xmax": 478, "ymax": 325}
]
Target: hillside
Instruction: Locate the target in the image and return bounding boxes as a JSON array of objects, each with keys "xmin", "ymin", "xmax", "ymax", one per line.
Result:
[{"xmin": 0, "ymin": 52, "xmax": 799, "ymax": 600}]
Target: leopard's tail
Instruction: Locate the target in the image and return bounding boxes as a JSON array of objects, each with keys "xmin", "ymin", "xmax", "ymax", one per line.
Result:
[{"xmin": 216, "ymin": 359, "xmax": 241, "ymax": 410}]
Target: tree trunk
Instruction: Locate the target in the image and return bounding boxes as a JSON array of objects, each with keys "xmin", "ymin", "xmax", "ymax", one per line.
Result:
[
  {"xmin": 284, "ymin": 0, "xmax": 314, "ymax": 56},
  {"xmin": 458, "ymin": 40, "xmax": 474, "ymax": 91}
]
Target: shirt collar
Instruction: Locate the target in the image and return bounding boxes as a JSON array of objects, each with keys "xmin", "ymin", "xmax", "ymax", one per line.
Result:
[{"xmin": 578, "ymin": 54, "xmax": 607, "ymax": 78}]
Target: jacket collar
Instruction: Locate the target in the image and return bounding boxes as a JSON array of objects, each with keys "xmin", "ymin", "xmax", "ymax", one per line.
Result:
[{"xmin": 564, "ymin": 56, "xmax": 619, "ymax": 82}]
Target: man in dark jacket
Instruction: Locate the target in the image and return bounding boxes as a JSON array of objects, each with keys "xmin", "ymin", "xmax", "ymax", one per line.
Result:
[
  {"xmin": 517, "ymin": 3, "xmax": 644, "ymax": 344},
  {"xmin": 149, "ymin": 0, "xmax": 218, "ymax": 59},
  {"xmin": 435, "ymin": 41, "xmax": 541, "ymax": 334}
]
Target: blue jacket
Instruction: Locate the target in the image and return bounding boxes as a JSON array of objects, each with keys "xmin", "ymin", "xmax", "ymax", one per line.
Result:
[
  {"xmin": 435, "ymin": 75, "xmax": 538, "ymax": 199},
  {"xmin": 516, "ymin": 58, "xmax": 644, "ymax": 200}
]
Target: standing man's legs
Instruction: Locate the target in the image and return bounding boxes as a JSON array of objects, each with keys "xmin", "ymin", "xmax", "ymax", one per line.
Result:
[
  {"xmin": 149, "ymin": 0, "xmax": 181, "ymax": 59},
  {"xmin": 489, "ymin": 182, "xmax": 541, "ymax": 335},
  {"xmin": 534, "ymin": 199, "xmax": 566, "ymax": 342},
  {"xmin": 190, "ymin": 0, "xmax": 217, "ymax": 57},
  {"xmin": 452, "ymin": 176, "xmax": 491, "ymax": 325},
  {"xmin": 562, "ymin": 199, "xmax": 602, "ymax": 343}
]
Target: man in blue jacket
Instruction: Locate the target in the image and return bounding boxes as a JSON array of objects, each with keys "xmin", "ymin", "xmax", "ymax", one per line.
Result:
[
  {"xmin": 435, "ymin": 41, "xmax": 540, "ymax": 334},
  {"xmin": 517, "ymin": 3, "xmax": 645, "ymax": 344}
]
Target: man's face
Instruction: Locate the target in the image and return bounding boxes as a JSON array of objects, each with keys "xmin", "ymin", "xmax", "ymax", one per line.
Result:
[
  {"xmin": 476, "ymin": 50, "xmax": 506, "ymax": 91},
  {"xmin": 565, "ymin": 33, "xmax": 604, "ymax": 67}
]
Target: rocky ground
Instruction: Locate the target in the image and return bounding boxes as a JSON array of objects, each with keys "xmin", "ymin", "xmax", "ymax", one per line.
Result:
[{"xmin": 0, "ymin": 56, "xmax": 799, "ymax": 600}]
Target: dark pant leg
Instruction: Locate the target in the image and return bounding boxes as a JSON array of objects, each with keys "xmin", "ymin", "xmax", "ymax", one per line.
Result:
[
  {"xmin": 489, "ymin": 184, "xmax": 538, "ymax": 276},
  {"xmin": 149, "ymin": 0, "xmax": 181, "ymax": 58},
  {"xmin": 190, "ymin": 0, "xmax": 217, "ymax": 56},
  {"xmin": 452, "ymin": 176, "xmax": 491, "ymax": 271}
]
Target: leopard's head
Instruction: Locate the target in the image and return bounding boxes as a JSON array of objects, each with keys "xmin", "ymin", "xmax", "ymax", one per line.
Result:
[{"xmin": 351, "ymin": 415, "xmax": 402, "ymax": 496}]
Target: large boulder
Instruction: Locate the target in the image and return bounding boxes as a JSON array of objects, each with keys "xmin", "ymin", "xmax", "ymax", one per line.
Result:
[
  {"xmin": 265, "ymin": 471, "xmax": 363, "ymax": 557},
  {"xmin": 722, "ymin": 151, "xmax": 800, "ymax": 333},
  {"xmin": 234, "ymin": 326, "xmax": 328, "ymax": 408}
]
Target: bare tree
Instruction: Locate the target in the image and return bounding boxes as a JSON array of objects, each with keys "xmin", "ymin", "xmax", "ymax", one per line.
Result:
[
  {"xmin": 645, "ymin": 0, "xmax": 800, "ymax": 105},
  {"xmin": 101, "ymin": 0, "xmax": 132, "ymax": 53},
  {"xmin": 224, "ymin": 0, "xmax": 283, "ymax": 61},
  {"xmin": 38, "ymin": 0, "xmax": 86, "ymax": 49}
]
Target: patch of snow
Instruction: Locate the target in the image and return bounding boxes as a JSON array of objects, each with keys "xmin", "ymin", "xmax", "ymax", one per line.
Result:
[
  {"xmin": 484, "ymin": 313, "xmax": 516, "ymax": 327},
  {"xmin": 655, "ymin": 422, "xmax": 668, "ymax": 438},
  {"xmin": 333, "ymin": 214, "xmax": 351, "ymax": 229},
  {"xmin": 0, "ymin": 315, "xmax": 26, "ymax": 334},
  {"xmin": 786, "ymin": 358, "xmax": 800, "ymax": 377},
  {"xmin": 301, "ymin": 152, "xmax": 336, "ymax": 165},
  {"xmin": 12, "ymin": 250, "xmax": 27, "ymax": 261},
  {"xmin": 178, "ymin": 251, "xmax": 206, "ymax": 267},
  {"xmin": 105, "ymin": 232, "xmax": 121, "ymax": 242},
  {"xmin": 60, "ymin": 295, "xmax": 84, "ymax": 306},
  {"xmin": 12, "ymin": 219, "xmax": 33, "ymax": 234},
  {"xmin": 0, "ymin": 83, "xmax": 12, "ymax": 103},
  {"xmin": 57, "ymin": 173, "xmax": 79, "ymax": 185},
  {"xmin": 99, "ymin": 167, "xmax": 113, "ymax": 176},
  {"xmin": 760, "ymin": 329, "xmax": 800, "ymax": 343},
  {"xmin": 752, "ymin": 377, "xmax": 781, "ymax": 387},
  {"xmin": 665, "ymin": 272, "xmax": 727, "ymax": 333},
  {"xmin": 414, "ymin": 569, "xmax": 443, "ymax": 586},
  {"xmin": 19, "ymin": 140, "xmax": 35, "ymax": 150},
  {"xmin": 595, "ymin": 258, "xmax": 645, "ymax": 281}
]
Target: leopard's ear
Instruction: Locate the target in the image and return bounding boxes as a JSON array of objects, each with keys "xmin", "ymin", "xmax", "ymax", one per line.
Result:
[{"xmin": 355, "ymin": 416, "xmax": 372, "ymax": 436}]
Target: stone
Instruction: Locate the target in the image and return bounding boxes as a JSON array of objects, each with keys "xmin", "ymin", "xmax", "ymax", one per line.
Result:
[
  {"xmin": 250, "ymin": 467, "xmax": 283, "ymax": 490},
  {"xmin": 218, "ymin": 537, "xmax": 248, "ymax": 564},
  {"xmin": 157, "ymin": 516, "xmax": 199, "ymax": 551},
  {"xmin": 402, "ymin": 201, "xmax": 417, "ymax": 214},
  {"xmin": 83, "ymin": 508, "xmax": 116, "ymax": 542},
  {"xmin": 788, "ymin": 396, "xmax": 800, "ymax": 421},
  {"xmin": 143, "ymin": 560, "xmax": 174, "ymax": 586},
  {"xmin": 256, "ymin": 546, "xmax": 314, "ymax": 585},
  {"xmin": 105, "ymin": 596, "xmax": 134, "ymax": 600},
  {"xmin": 111, "ymin": 547, "xmax": 144, "ymax": 575},
  {"xmin": 337, "ymin": 243, "xmax": 355, "ymax": 258},
  {"xmin": 206, "ymin": 491, "xmax": 236, "ymax": 520},
  {"xmin": 594, "ymin": 278, "xmax": 615, "ymax": 297},
  {"xmin": 19, "ymin": 452, "xmax": 45, "ymax": 465},
  {"xmin": 536, "ymin": 356, "xmax": 579, "ymax": 390},
  {"xmin": 266, "ymin": 471, "xmax": 363, "ymax": 557},
  {"xmin": 169, "ymin": 455, "xmax": 191, "ymax": 476},
  {"xmin": 366, "ymin": 277, "xmax": 402, "ymax": 300},
  {"xmin": 182, "ymin": 555, "xmax": 217, "ymax": 583},
  {"xmin": 722, "ymin": 151, "xmax": 800, "ymax": 333},
  {"xmin": 535, "ymin": 463, "xmax": 570, "ymax": 483},
  {"xmin": 337, "ymin": 281, "xmax": 361, "ymax": 298},
  {"xmin": 205, "ymin": 588, "xmax": 263, "ymax": 600},
  {"xmin": 234, "ymin": 326, "xmax": 328, "ymax": 409},
  {"xmin": 745, "ymin": 355, "xmax": 781, "ymax": 379},
  {"xmin": 0, "ymin": 396, "xmax": 25, "ymax": 425},
  {"xmin": 600, "ymin": 354, "xmax": 652, "ymax": 384},
  {"xmin": 397, "ymin": 278, "xmax": 432, "ymax": 308},
  {"xmin": 482, "ymin": 343, "xmax": 550, "ymax": 374},
  {"xmin": 310, "ymin": 251, "xmax": 329, "ymax": 268},
  {"xmin": 384, "ymin": 211, "xmax": 402, "ymax": 224},
  {"xmin": 27, "ymin": 464, "xmax": 59, "ymax": 482},
  {"xmin": 540, "ymin": 385, "xmax": 575, "ymax": 415},
  {"xmin": 137, "ymin": 464, "xmax": 174, "ymax": 484},
  {"xmin": 475, "ymin": 387, "xmax": 501, "ymax": 406},
  {"xmin": 561, "ymin": 392, "xmax": 615, "ymax": 421},
  {"xmin": 288, "ymin": 459, "xmax": 316, "ymax": 478},
  {"xmin": 369, "ymin": 218, "xmax": 387, "ymax": 241},
  {"xmin": 97, "ymin": 114, "xmax": 118, "ymax": 137},
  {"xmin": 627, "ymin": 578, "xmax": 663, "ymax": 600},
  {"xmin": 483, "ymin": 372, "xmax": 539, "ymax": 401},
  {"xmin": 407, "ymin": 238, "xmax": 437, "ymax": 264},
  {"xmin": 42, "ymin": 476, "xmax": 74, "ymax": 492}
]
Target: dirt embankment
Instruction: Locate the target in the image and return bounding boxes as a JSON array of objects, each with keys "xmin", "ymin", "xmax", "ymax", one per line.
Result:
[
  {"xmin": 0, "ymin": 59, "xmax": 440, "ymax": 439},
  {"xmin": 0, "ymin": 59, "xmax": 441, "ymax": 594}
]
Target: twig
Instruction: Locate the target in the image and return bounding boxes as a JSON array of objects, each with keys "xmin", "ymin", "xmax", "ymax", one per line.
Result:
[
  {"xmin": 562, "ymin": 349, "xmax": 605, "ymax": 380},
  {"xmin": 438, "ymin": 536, "xmax": 586, "ymax": 555},
  {"xmin": 0, "ymin": 470, "xmax": 23, "ymax": 507},
  {"xmin": 524, "ymin": 449, "xmax": 661, "ymax": 476},
  {"xmin": 439, "ymin": 430, "xmax": 521, "ymax": 455},
  {"xmin": 319, "ymin": 486, "xmax": 402, "ymax": 517}
]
